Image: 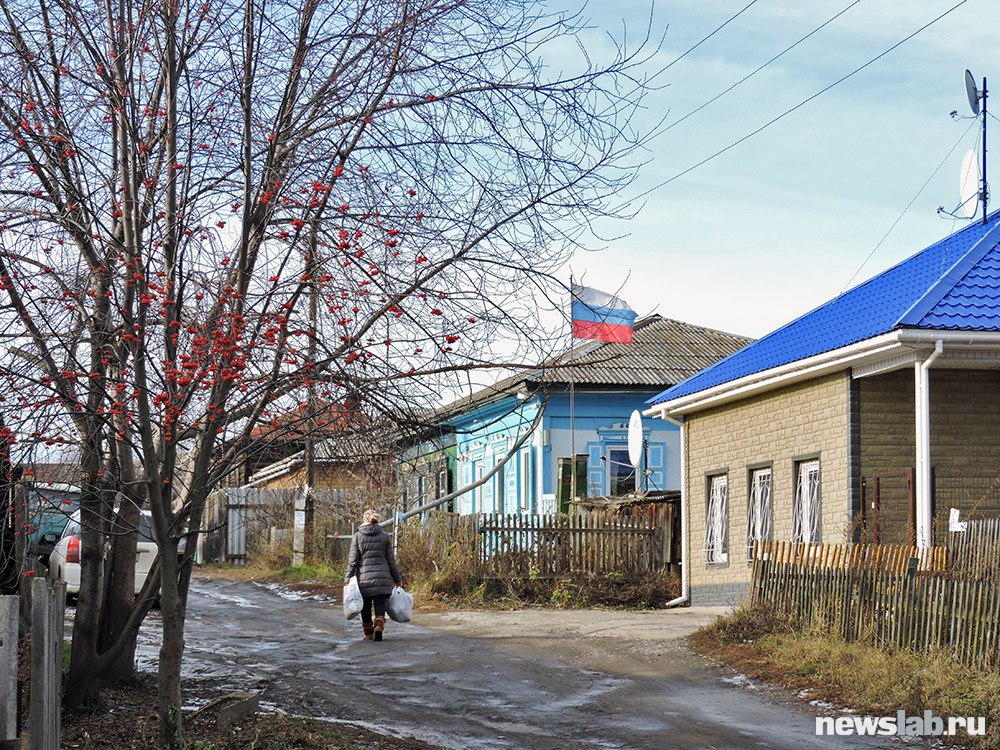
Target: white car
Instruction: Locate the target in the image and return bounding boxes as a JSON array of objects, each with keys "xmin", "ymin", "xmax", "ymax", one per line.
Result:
[{"xmin": 50, "ymin": 509, "xmax": 163, "ymax": 596}]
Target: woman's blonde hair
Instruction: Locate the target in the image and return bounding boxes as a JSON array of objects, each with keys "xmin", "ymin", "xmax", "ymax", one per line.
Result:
[{"xmin": 363, "ymin": 509, "xmax": 381, "ymax": 524}]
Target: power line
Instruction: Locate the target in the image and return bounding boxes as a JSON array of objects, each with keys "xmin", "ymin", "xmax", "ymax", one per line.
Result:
[
  {"xmin": 661, "ymin": 0, "xmax": 760, "ymax": 73},
  {"xmin": 639, "ymin": 0, "xmax": 972, "ymax": 200},
  {"xmin": 654, "ymin": 0, "xmax": 864, "ymax": 139},
  {"xmin": 841, "ymin": 118, "xmax": 978, "ymax": 292}
]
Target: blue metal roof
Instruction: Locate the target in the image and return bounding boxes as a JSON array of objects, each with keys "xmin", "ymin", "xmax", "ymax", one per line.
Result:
[{"xmin": 649, "ymin": 215, "xmax": 1000, "ymax": 406}]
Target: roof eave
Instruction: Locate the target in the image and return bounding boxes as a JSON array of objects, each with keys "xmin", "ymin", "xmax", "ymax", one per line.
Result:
[
  {"xmin": 645, "ymin": 327, "xmax": 1000, "ymax": 421},
  {"xmin": 643, "ymin": 331, "xmax": 903, "ymax": 420}
]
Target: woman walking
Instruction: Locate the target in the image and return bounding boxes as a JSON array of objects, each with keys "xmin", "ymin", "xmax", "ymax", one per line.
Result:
[{"xmin": 345, "ymin": 509, "xmax": 403, "ymax": 641}]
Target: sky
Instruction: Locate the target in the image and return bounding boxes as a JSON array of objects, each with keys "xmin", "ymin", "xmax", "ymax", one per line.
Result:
[{"xmin": 567, "ymin": 0, "xmax": 998, "ymax": 340}]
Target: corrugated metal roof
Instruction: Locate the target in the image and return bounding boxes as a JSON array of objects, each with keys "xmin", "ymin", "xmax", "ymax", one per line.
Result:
[
  {"xmin": 648, "ymin": 215, "xmax": 1000, "ymax": 406},
  {"xmin": 438, "ymin": 316, "xmax": 752, "ymax": 417}
]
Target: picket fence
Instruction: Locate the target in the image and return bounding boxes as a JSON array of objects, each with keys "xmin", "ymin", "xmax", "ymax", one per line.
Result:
[
  {"xmin": 751, "ymin": 540, "xmax": 1000, "ymax": 667},
  {"xmin": 949, "ymin": 517, "xmax": 1000, "ymax": 580},
  {"xmin": 475, "ymin": 513, "xmax": 661, "ymax": 578}
]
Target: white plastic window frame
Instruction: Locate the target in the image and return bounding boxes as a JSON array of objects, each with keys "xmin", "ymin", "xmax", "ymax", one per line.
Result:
[
  {"xmin": 793, "ymin": 459, "xmax": 822, "ymax": 544},
  {"xmin": 705, "ymin": 473, "xmax": 729, "ymax": 564},
  {"xmin": 747, "ymin": 467, "xmax": 773, "ymax": 560}
]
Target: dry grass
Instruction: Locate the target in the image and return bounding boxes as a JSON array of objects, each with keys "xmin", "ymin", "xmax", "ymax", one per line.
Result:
[
  {"xmin": 395, "ymin": 517, "xmax": 478, "ymax": 602},
  {"xmin": 198, "ymin": 536, "xmax": 346, "ymax": 596},
  {"xmin": 204, "ymin": 518, "xmax": 680, "ymax": 611},
  {"xmin": 693, "ymin": 604, "xmax": 1000, "ymax": 748},
  {"xmin": 61, "ymin": 673, "xmax": 438, "ymax": 749}
]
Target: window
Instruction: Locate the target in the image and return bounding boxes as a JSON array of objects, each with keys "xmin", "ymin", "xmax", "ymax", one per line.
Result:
[
  {"xmin": 519, "ymin": 450, "xmax": 532, "ymax": 513},
  {"xmin": 495, "ymin": 461, "xmax": 506, "ymax": 515},
  {"xmin": 435, "ymin": 465, "xmax": 447, "ymax": 499},
  {"xmin": 608, "ymin": 448, "xmax": 637, "ymax": 496},
  {"xmin": 705, "ymin": 474, "xmax": 729, "ymax": 563},
  {"xmin": 473, "ymin": 461, "xmax": 484, "ymax": 512},
  {"xmin": 747, "ymin": 468, "xmax": 772, "ymax": 559},
  {"xmin": 793, "ymin": 460, "xmax": 821, "ymax": 543}
]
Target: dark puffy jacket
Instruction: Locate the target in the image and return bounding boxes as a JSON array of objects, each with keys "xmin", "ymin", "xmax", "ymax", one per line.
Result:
[{"xmin": 345, "ymin": 523, "xmax": 402, "ymax": 597}]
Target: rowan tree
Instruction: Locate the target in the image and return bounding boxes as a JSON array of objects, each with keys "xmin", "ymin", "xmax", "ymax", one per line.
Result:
[{"xmin": 0, "ymin": 0, "xmax": 659, "ymax": 744}]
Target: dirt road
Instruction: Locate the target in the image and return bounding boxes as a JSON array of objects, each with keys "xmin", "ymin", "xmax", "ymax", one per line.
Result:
[{"xmin": 156, "ymin": 577, "xmax": 909, "ymax": 749}]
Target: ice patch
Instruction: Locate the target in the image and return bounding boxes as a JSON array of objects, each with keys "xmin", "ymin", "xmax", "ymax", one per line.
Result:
[
  {"xmin": 200, "ymin": 588, "xmax": 260, "ymax": 608},
  {"xmin": 255, "ymin": 581, "xmax": 336, "ymax": 603},
  {"xmin": 722, "ymin": 673, "xmax": 758, "ymax": 690}
]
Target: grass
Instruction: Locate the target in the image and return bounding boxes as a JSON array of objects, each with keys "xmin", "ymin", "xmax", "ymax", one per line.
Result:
[{"xmin": 693, "ymin": 604, "xmax": 1000, "ymax": 747}]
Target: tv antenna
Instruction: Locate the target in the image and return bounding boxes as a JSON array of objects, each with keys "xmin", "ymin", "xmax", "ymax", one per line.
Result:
[
  {"xmin": 941, "ymin": 70, "xmax": 989, "ymax": 223},
  {"xmin": 965, "ymin": 69, "xmax": 988, "ymax": 224}
]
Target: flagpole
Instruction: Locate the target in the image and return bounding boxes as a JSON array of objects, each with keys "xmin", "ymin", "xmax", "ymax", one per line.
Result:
[{"xmin": 569, "ymin": 274, "xmax": 576, "ymax": 511}]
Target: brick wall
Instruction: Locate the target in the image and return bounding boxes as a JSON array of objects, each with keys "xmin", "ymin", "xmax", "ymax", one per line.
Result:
[
  {"xmin": 860, "ymin": 367, "xmax": 1000, "ymax": 542},
  {"xmin": 684, "ymin": 372, "xmax": 852, "ymax": 601}
]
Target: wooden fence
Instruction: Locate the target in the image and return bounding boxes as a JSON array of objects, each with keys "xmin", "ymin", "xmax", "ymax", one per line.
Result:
[
  {"xmin": 475, "ymin": 513, "xmax": 662, "ymax": 579},
  {"xmin": 949, "ymin": 517, "xmax": 1000, "ymax": 580},
  {"xmin": 753, "ymin": 539, "xmax": 947, "ymax": 574},
  {"xmin": 200, "ymin": 487, "xmax": 357, "ymax": 565},
  {"xmin": 751, "ymin": 540, "xmax": 1000, "ymax": 668},
  {"xmin": 1, "ymin": 580, "xmax": 65, "ymax": 749}
]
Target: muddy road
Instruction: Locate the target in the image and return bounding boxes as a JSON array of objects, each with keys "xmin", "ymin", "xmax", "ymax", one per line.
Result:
[{"xmin": 154, "ymin": 577, "xmax": 903, "ymax": 749}]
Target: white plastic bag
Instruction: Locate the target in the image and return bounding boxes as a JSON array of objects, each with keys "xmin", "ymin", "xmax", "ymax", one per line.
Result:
[
  {"xmin": 343, "ymin": 576, "xmax": 363, "ymax": 620},
  {"xmin": 386, "ymin": 586, "xmax": 413, "ymax": 623}
]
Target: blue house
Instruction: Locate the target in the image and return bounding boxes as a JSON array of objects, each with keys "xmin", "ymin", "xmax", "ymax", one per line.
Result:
[{"xmin": 400, "ymin": 315, "xmax": 751, "ymax": 515}]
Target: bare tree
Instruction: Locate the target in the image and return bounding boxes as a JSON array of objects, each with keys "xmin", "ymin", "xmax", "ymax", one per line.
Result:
[{"xmin": 0, "ymin": 0, "xmax": 659, "ymax": 744}]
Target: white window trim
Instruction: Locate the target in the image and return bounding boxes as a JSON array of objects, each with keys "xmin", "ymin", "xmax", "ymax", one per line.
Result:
[
  {"xmin": 706, "ymin": 474, "xmax": 729, "ymax": 564},
  {"xmin": 794, "ymin": 460, "xmax": 822, "ymax": 544},
  {"xmin": 747, "ymin": 467, "xmax": 772, "ymax": 560}
]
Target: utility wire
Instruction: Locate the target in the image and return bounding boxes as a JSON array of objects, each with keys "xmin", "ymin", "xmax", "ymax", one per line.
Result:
[
  {"xmin": 654, "ymin": 0, "xmax": 864, "ymax": 139},
  {"xmin": 661, "ymin": 0, "xmax": 760, "ymax": 73},
  {"xmin": 638, "ymin": 0, "xmax": 972, "ymax": 200},
  {"xmin": 841, "ymin": 118, "xmax": 978, "ymax": 292}
]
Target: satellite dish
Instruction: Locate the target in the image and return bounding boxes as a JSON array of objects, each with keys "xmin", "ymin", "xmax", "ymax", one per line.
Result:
[
  {"xmin": 627, "ymin": 410, "xmax": 643, "ymax": 469},
  {"xmin": 960, "ymin": 149, "xmax": 981, "ymax": 219},
  {"xmin": 966, "ymin": 69, "xmax": 981, "ymax": 115}
]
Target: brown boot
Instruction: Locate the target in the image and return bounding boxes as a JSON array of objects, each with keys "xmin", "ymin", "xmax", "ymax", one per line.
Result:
[
  {"xmin": 373, "ymin": 616, "xmax": 385, "ymax": 641},
  {"xmin": 363, "ymin": 623, "xmax": 374, "ymax": 641}
]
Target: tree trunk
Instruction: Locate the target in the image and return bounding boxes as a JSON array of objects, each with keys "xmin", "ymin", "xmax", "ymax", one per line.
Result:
[
  {"xmin": 157, "ymin": 538, "xmax": 184, "ymax": 749},
  {"xmin": 64, "ymin": 480, "xmax": 106, "ymax": 708},
  {"xmin": 97, "ymin": 500, "xmax": 140, "ymax": 683}
]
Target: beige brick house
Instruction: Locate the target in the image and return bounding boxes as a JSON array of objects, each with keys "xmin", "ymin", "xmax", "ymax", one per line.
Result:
[{"xmin": 646, "ymin": 219, "xmax": 1000, "ymax": 606}]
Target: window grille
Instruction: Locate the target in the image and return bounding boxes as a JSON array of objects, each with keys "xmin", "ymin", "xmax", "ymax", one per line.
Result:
[
  {"xmin": 706, "ymin": 474, "xmax": 729, "ymax": 563},
  {"xmin": 793, "ymin": 460, "xmax": 821, "ymax": 543},
  {"xmin": 747, "ymin": 467, "xmax": 772, "ymax": 559}
]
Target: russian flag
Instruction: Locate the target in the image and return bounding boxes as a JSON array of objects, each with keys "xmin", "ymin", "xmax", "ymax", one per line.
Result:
[{"xmin": 571, "ymin": 284, "xmax": 637, "ymax": 343}]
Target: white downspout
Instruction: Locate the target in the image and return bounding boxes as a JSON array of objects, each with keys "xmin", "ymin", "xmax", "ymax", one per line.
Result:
[
  {"xmin": 664, "ymin": 414, "xmax": 688, "ymax": 608},
  {"xmin": 915, "ymin": 340, "xmax": 943, "ymax": 549}
]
